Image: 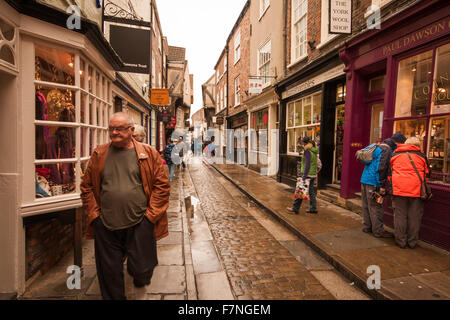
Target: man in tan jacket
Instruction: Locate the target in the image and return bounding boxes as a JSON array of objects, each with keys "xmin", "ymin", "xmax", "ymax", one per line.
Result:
[{"xmin": 81, "ymin": 112, "xmax": 170, "ymax": 300}]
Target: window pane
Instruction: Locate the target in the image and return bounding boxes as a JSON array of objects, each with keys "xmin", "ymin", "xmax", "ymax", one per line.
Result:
[
  {"xmin": 287, "ymin": 102, "xmax": 294, "ymax": 127},
  {"xmin": 36, "ymin": 88, "xmax": 76, "ymax": 122},
  {"xmin": 393, "ymin": 118, "xmax": 427, "ymax": 148},
  {"xmin": 89, "ymin": 98, "xmax": 95, "ymax": 125},
  {"xmin": 81, "ymin": 127, "xmax": 88, "ymax": 158},
  {"xmin": 428, "ymin": 116, "xmax": 450, "ymax": 185},
  {"xmin": 295, "ymin": 100, "xmax": 302, "ymax": 126},
  {"xmin": 81, "ymin": 93, "xmax": 86, "ymax": 123},
  {"xmin": 35, "ymin": 163, "xmax": 76, "ymax": 198},
  {"xmin": 35, "ymin": 45, "xmax": 74, "ymax": 85},
  {"xmin": 288, "ymin": 129, "xmax": 295, "ymax": 153},
  {"xmin": 88, "ymin": 66, "xmax": 93, "ymax": 93},
  {"xmin": 80, "ymin": 59, "xmax": 86, "ymax": 89},
  {"xmin": 395, "ymin": 50, "xmax": 433, "ymax": 117},
  {"xmin": 96, "ymin": 71, "xmax": 100, "ymax": 96},
  {"xmin": 303, "ymin": 97, "xmax": 311, "ymax": 125},
  {"xmin": 35, "ymin": 126, "xmax": 75, "ymax": 160},
  {"xmin": 431, "ymin": 43, "xmax": 450, "ymax": 114},
  {"xmin": 313, "ymin": 94, "xmax": 322, "ymax": 124}
]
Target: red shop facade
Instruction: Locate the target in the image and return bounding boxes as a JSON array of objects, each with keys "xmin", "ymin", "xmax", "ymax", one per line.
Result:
[{"xmin": 339, "ymin": 0, "xmax": 450, "ymax": 250}]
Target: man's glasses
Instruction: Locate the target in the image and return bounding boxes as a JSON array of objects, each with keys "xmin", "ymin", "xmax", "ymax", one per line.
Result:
[{"xmin": 108, "ymin": 126, "xmax": 131, "ymax": 132}]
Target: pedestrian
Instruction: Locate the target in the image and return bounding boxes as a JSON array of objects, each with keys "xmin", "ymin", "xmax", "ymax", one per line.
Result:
[
  {"xmin": 287, "ymin": 136, "xmax": 319, "ymax": 214},
  {"xmin": 390, "ymin": 136, "xmax": 430, "ymax": 249},
  {"xmin": 132, "ymin": 124, "xmax": 146, "ymax": 143},
  {"xmin": 164, "ymin": 137, "xmax": 176, "ymax": 182},
  {"xmin": 177, "ymin": 136, "xmax": 186, "ymax": 170},
  {"xmin": 80, "ymin": 112, "xmax": 170, "ymax": 300},
  {"xmin": 359, "ymin": 131, "xmax": 406, "ymax": 238}
]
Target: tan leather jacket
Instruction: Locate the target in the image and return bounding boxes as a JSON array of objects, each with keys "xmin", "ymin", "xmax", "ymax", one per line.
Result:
[{"xmin": 80, "ymin": 139, "xmax": 170, "ymax": 241}]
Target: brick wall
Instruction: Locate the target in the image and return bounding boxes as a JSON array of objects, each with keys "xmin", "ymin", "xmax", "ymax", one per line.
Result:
[
  {"xmin": 25, "ymin": 215, "xmax": 75, "ymax": 280},
  {"xmin": 227, "ymin": 7, "xmax": 251, "ymax": 117}
]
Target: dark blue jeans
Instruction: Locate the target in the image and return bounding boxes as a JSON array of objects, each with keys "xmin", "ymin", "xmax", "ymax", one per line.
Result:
[{"xmin": 292, "ymin": 177, "xmax": 317, "ymax": 213}]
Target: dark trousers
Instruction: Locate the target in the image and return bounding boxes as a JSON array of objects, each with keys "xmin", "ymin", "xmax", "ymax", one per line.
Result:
[
  {"xmin": 93, "ymin": 217, "xmax": 158, "ymax": 300},
  {"xmin": 361, "ymin": 183, "xmax": 385, "ymax": 236},
  {"xmin": 392, "ymin": 196, "xmax": 424, "ymax": 247},
  {"xmin": 292, "ymin": 178, "xmax": 317, "ymax": 213}
]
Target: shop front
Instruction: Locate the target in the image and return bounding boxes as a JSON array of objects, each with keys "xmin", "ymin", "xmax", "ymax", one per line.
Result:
[
  {"xmin": 227, "ymin": 110, "xmax": 248, "ymax": 167},
  {"xmin": 339, "ymin": 0, "xmax": 450, "ymax": 250},
  {"xmin": 277, "ymin": 61, "xmax": 345, "ymax": 187}
]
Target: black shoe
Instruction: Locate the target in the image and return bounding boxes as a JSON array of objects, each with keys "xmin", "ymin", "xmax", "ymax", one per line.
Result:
[
  {"xmin": 133, "ymin": 278, "xmax": 150, "ymax": 288},
  {"xmin": 407, "ymin": 243, "xmax": 417, "ymax": 249},
  {"xmin": 374, "ymin": 231, "xmax": 394, "ymax": 238},
  {"xmin": 286, "ymin": 207, "xmax": 299, "ymax": 214},
  {"xmin": 362, "ymin": 228, "xmax": 372, "ymax": 233},
  {"xmin": 306, "ymin": 210, "xmax": 318, "ymax": 214}
]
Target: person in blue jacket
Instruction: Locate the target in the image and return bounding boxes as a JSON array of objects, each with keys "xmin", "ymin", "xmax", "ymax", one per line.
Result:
[{"xmin": 360, "ymin": 131, "xmax": 406, "ymax": 238}]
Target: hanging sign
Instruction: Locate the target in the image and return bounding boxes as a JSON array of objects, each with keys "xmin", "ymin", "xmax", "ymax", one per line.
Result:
[
  {"xmin": 159, "ymin": 110, "xmax": 172, "ymax": 123},
  {"xmin": 329, "ymin": 0, "xmax": 352, "ymax": 35},
  {"xmin": 249, "ymin": 78, "xmax": 263, "ymax": 94},
  {"xmin": 216, "ymin": 117, "xmax": 224, "ymax": 125},
  {"xmin": 151, "ymin": 89, "xmax": 170, "ymax": 106}
]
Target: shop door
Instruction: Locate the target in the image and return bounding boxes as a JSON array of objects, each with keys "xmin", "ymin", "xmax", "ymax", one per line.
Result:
[
  {"xmin": 332, "ymin": 104, "xmax": 345, "ymax": 184},
  {"xmin": 370, "ymin": 102, "xmax": 384, "ymax": 144}
]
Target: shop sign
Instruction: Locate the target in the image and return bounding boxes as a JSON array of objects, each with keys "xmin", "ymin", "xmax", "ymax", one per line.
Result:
[
  {"xmin": 282, "ymin": 65, "xmax": 344, "ymax": 99},
  {"xmin": 381, "ymin": 18, "xmax": 450, "ymax": 57},
  {"xmin": 151, "ymin": 89, "xmax": 170, "ymax": 106},
  {"xmin": 159, "ymin": 110, "xmax": 172, "ymax": 123},
  {"xmin": 249, "ymin": 78, "xmax": 263, "ymax": 94},
  {"xmin": 433, "ymin": 104, "xmax": 450, "ymax": 114},
  {"xmin": 329, "ymin": 0, "xmax": 352, "ymax": 35},
  {"xmin": 110, "ymin": 25, "xmax": 150, "ymax": 74},
  {"xmin": 216, "ymin": 117, "xmax": 224, "ymax": 125}
]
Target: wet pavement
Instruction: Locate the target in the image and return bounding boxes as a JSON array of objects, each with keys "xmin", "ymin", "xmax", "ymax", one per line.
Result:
[
  {"xmin": 210, "ymin": 161, "xmax": 450, "ymax": 300},
  {"xmin": 20, "ymin": 157, "xmax": 371, "ymax": 300}
]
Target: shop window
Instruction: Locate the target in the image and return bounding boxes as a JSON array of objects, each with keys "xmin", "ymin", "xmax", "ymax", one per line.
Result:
[
  {"xmin": 286, "ymin": 92, "xmax": 321, "ymax": 155},
  {"xmin": 395, "ymin": 50, "xmax": 433, "ymax": 117},
  {"xmin": 431, "ymin": 43, "xmax": 450, "ymax": 114},
  {"xmin": 250, "ymin": 108, "xmax": 268, "ymax": 153},
  {"xmin": 428, "ymin": 116, "xmax": 450, "ymax": 185},
  {"xmin": 34, "ymin": 45, "xmax": 111, "ymax": 199}
]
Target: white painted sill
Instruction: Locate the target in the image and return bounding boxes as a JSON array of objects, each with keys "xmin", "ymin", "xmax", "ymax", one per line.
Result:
[
  {"xmin": 258, "ymin": 5, "xmax": 270, "ymax": 21},
  {"xmin": 287, "ymin": 55, "xmax": 308, "ymax": 69}
]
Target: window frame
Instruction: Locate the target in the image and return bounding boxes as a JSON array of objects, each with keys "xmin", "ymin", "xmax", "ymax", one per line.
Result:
[
  {"xmin": 32, "ymin": 42, "xmax": 112, "ymax": 204},
  {"xmin": 235, "ymin": 76, "xmax": 241, "ymax": 107},
  {"xmin": 291, "ymin": 0, "xmax": 308, "ymax": 63},
  {"xmin": 234, "ymin": 29, "xmax": 241, "ymax": 65},
  {"xmin": 258, "ymin": 40, "xmax": 272, "ymax": 86},
  {"xmin": 259, "ymin": 0, "xmax": 270, "ymax": 20}
]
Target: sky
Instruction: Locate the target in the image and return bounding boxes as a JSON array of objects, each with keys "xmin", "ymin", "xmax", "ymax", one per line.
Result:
[{"xmin": 156, "ymin": 0, "xmax": 248, "ymax": 118}]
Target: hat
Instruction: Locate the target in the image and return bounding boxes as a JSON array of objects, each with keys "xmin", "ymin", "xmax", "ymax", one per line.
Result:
[
  {"xmin": 391, "ymin": 131, "xmax": 406, "ymax": 143},
  {"xmin": 302, "ymin": 136, "xmax": 312, "ymax": 144}
]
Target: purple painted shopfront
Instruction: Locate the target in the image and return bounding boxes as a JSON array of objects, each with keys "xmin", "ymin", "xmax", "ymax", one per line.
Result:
[{"xmin": 339, "ymin": 0, "xmax": 450, "ymax": 250}]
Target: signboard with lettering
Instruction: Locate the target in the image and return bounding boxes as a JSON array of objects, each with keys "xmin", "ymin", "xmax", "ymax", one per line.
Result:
[
  {"xmin": 216, "ymin": 117, "xmax": 224, "ymax": 125},
  {"xmin": 329, "ymin": 0, "xmax": 352, "ymax": 35},
  {"xmin": 249, "ymin": 78, "xmax": 263, "ymax": 94},
  {"xmin": 159, "ymin": 110, "xmax": 172, "ymax": 123},
  {"xmin": 151, "ymin": 89, "xmax": 170, "ymax": 106}
]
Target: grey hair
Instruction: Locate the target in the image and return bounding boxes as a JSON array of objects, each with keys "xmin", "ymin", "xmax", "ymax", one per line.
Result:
[
  {"xmin": 134, "ymin": 124, "xmax": 146, "ymax": 137},
  {"xmin": 110, "ymin": 112, "xmax": 134, "ymax": 126},
  {"xmin": 405, "ymin": 136, "xmax": 421, "ymax": 148}
]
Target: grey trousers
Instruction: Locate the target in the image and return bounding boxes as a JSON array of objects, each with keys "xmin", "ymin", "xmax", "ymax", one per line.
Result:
[
  {"xmin": 392, "ymin": 196, "xmax": 424, "ymax": 247},
  {"xmin": 361, "ymin": 183, "xmax": 385, "ymax": 236}
]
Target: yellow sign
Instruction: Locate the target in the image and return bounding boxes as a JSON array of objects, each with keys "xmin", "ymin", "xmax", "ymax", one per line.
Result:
[{"xmin": 150, "ymin": 89, "xmax": 169, "ymax": 106}]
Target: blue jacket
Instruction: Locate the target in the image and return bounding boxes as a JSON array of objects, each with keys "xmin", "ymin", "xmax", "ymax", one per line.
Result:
[{"xmin": 360, "ymin": 139, "xmax": 397, "ymax": 187}]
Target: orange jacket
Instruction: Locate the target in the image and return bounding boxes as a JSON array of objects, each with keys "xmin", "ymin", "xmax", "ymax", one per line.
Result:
[
  {"xmin": 390, "ymin": 144, "xmax": 429, "ymax": 198},
  {"xmin": 80, "ymin": 139, "xmax": 170, "ymax": 240}
]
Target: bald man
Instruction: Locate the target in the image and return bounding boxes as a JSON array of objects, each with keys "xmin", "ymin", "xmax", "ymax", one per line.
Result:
[{"xmin": 81, "ymin": 112, "xmax": 170, "ymax": 300}]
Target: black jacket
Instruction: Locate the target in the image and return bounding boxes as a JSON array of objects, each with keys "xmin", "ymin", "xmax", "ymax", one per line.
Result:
[{"xmin": 377, "ymin": 138, "xmax": 396, "ymax": 188}]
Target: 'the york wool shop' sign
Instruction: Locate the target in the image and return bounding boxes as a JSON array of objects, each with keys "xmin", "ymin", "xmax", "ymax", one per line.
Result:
[{"xmin": 329, "ymin": 0, "xmax": 352, "ymax": 34}]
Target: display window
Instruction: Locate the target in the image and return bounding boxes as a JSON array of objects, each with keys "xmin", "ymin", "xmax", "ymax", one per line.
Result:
[
  {"xmin": 34, "ymin": 44, "xmax": 112, "ymax": 199},
  {"xmin": 250, "ymin": 108, "xmax": 269, "ymax": 153},
  {"xmin": 393, "ymin": 42, "xmax": 450, "ymax": 186},
  {"xmin": 286, "ymin": 92, "xmax": 321, "ymax": 155}
]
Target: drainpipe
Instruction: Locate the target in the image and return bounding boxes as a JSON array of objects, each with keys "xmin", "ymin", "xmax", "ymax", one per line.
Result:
[{"xmin": 283, "ymin": 0, "xmax": 287, "ymax": 77}]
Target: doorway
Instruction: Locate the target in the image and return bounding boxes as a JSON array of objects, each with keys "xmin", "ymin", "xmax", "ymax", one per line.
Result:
[{"xmin": 332, "ymin": 103, "xmax": 345, "ymax": 184}]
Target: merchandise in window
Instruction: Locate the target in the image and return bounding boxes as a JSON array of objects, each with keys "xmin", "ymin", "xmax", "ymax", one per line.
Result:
[
  {"xmin": 427, "ymin": 116, "xmax": 450, "ymax": 185},
  {"xmin": 431, "ymin": 43, "xmax": 450, "ymax": 114},
  {"xmin": 395, "ymin": 50, "xmax": 433, "ymax": 117},
  {"xmin": 250, "ymin": 108, "xmax": 268, "ymax": 153}
]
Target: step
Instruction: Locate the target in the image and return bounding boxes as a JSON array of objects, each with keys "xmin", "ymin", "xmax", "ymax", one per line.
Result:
[
  {"xmin": 354, "ymin": 192, "xmax": 362, "ymax": 200},
  {"xmin": 325, "ymin": 183, "xmax": 341, "ymax": 192}
]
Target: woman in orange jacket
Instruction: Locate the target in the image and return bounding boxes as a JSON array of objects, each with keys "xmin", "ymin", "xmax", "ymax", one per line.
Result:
[{"xmin": 389, "ymin": 137, "xmax": 430, "ymax": 249}]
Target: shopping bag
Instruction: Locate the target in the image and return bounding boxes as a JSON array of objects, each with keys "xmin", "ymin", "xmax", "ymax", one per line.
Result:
[{"xmin": 294, "ymin": 178, "xmax": 310, "ymax": 200}]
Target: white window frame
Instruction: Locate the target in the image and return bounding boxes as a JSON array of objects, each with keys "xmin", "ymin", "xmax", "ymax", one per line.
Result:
[
  {"xmin": 291, "ymin": 0, "xmax": 308, "ymax": 63},
  {"xmin": 365, "ymin": 0, "xmax": 394, "ymax": 18},
  {"xmin": 223, "ymin": 56, "xmax": 227, "ymax": 76},
  {"xmin": 235, "ymin": 76, "xmax": 241, "ymax": 106},
  {"xmin": 31, "ymin": 43, "xmax": 112, "ymax": 204},
  {"xmin": 259, "ymin": 0, "xmax": 270, "ymax": 20},
  {"xmin": 317, "ymin": 0, "xmax": 337, "ymax": 49},
  {"xmin": 286, "ymin": 92, "xmax": 321, "ymax": 156},
  {"xmin": 220, "ymin": 87, "xmax": 224, "ymax": 110},
  {"xmin": 258, "ymin": 40, "xmax": 271, "ymax": 86},
  {"xmin": 234, "ymin": 29, "xmax": 241, "ymax": 65}
]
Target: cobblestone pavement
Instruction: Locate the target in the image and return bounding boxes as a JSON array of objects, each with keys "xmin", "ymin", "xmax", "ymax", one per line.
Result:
[{"xmin": 188, "ymin": 161, "xmax": 367, "ymax": 300}]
